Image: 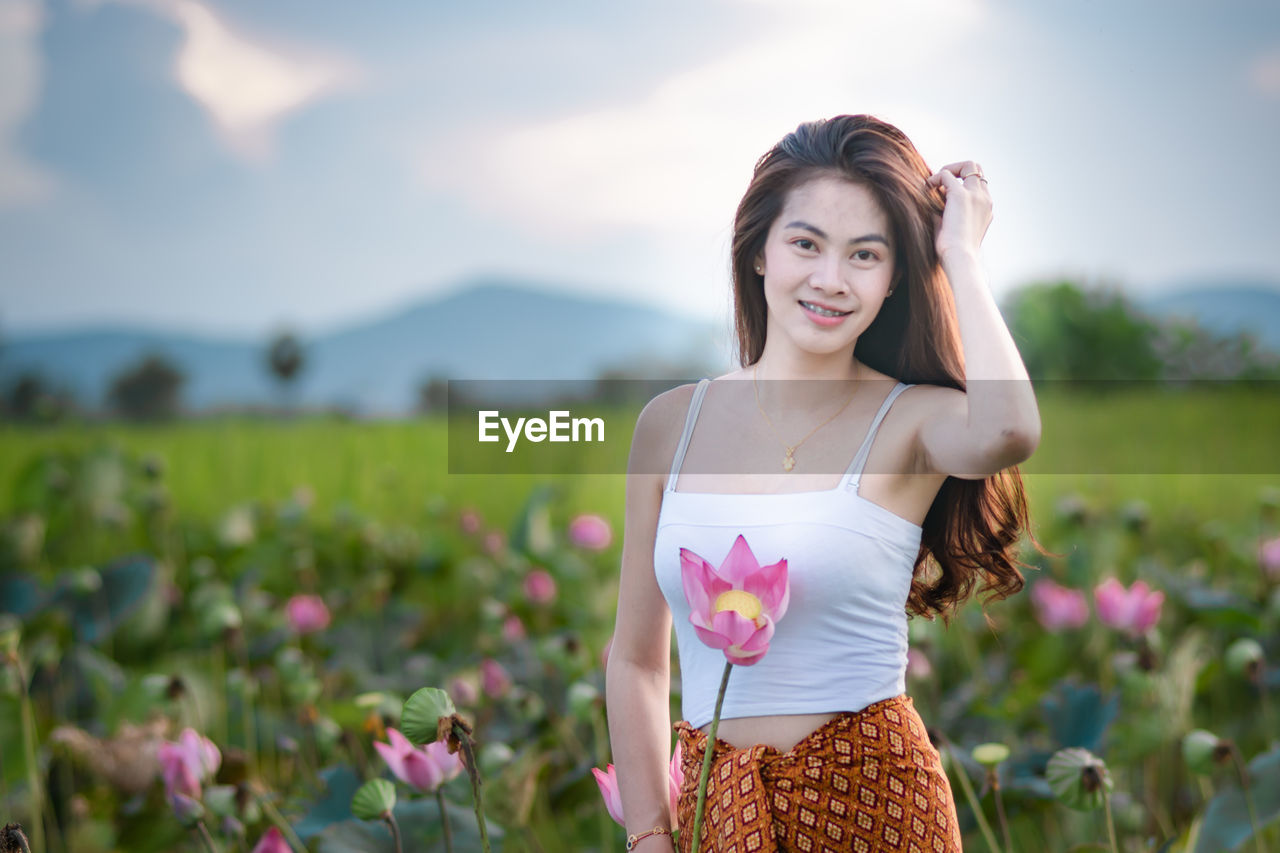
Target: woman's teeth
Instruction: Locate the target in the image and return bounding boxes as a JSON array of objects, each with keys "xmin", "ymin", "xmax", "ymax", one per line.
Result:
[{"xmin": 800, "ymin": 301, "xmax": 850, "ymax": 317}]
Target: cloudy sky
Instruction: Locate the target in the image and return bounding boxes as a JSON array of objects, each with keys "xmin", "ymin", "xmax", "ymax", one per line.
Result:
[{"xmin": 2, "ymin": 0, "xmax": 1278, "ymax": 340}]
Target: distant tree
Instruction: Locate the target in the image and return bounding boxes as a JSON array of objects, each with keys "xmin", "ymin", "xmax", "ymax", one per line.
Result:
[
  {"xmin": 107, "ymin": 353, "xmax": 185, "ymax": 420},
  {"xmin": 265, "ymin": 330, "xmax": 305, "ymax": 412},
  {"xmin": 1002, "ymin": 280, "xmax": 1164, "ymax": 383},
  {"xmin": 417, "ymin": 375, "xmax": 450, "ymax": 415},
  {"xmin": 1, "ymin": 371, "xmax": 77, "ymax": 422},
  {"xmin": 1151, "ymin": 319, "xmax": 1280, "ymax": 383}
]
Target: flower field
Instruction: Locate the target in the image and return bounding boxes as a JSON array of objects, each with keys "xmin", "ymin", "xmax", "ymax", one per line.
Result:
[{"xmin": 1, "ymin": 389, "xmax": 1279, "ymax": 852}]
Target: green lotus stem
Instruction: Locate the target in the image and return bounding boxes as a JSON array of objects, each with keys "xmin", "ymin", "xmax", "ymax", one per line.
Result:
[
  {"xmin": 436, "ymin": 788, "xmax": 453, "ymax": 853},
  {"xmin": 691, "ymin": 661, "xmax": 733, "ymax": 853},
  {"xmin": 990, "ymin": 769, "xmax": 1013, "ymax": 853},
  {"xmin": 384, "ymin": 812, "xmax": 403, "ymax": 853},
  {"xmin": 195, "ymin": 818, "xmax": 220, "ymax": 853},
  {"xmin": 1102, "ymin": 793, "xmax": 1118, "ymax": 853},
  {"xmin": 1231, "ymin": 749, "xmax": 1268, "ymax": 853},
  {"xmin": 235, "ymin": 635, "xmax": 258, "ymax": 777},
  {"xmin": 256, "ymin": 789, "xmax": 307, "ymax": 853},
  {"xmin": 943, "ymin": 744, "xmax": 1002, "ymax": 853},
  {"xmin": 1258, "ymin": 666, "xmax": 1277, "ymax": 749},
  {"xmin": 13, "ymin": 654, "xmax": 45, "ymax": 853},
  {"xmin": 454, "ymin": 721, "xmax": 492, "ymax": 853}
]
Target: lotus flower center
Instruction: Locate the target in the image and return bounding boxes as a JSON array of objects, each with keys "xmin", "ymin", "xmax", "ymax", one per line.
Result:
[{"xmin": 714, "ymin": 590, "xmax": 763, "ymax": 621}]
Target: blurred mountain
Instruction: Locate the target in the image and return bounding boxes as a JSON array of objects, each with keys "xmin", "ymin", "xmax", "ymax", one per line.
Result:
[
  {"xmin": 1129, "ymin": 279, "xmax": 1280, "ymax": 349},
  {"xmin": 0, "ymin": 277, "xmax": 729, "ymax": 415}
]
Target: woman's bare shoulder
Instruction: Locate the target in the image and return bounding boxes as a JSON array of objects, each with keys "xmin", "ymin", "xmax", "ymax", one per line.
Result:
[{"xmin": 629, "ymin": 382, "xmax": 701, "ymax": 474}]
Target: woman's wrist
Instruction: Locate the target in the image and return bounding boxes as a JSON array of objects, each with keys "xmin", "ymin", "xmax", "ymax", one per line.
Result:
[{"xmin": 625, "ymin": 825, "xmax": 674, "ymax": 849}]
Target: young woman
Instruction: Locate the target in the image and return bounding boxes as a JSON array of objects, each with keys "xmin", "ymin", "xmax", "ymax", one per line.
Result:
[{"xmin": 605, "ymin": 114, "xmax": 1042, "ymax": 852}]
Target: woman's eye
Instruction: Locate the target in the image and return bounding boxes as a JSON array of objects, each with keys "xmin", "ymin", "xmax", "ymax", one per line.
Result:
[
  {"xmin": 853, "ymin": 249, "xmax": 877, "ymax": 262},
  {"xmin": 793, "ymin": 238, "xmax": 816, "ymax": 251}
]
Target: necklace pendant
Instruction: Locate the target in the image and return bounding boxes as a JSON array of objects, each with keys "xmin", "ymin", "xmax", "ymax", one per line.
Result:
[{"xmin": 783, "ymin": 449, "xmax": 796, "ymax": 472}]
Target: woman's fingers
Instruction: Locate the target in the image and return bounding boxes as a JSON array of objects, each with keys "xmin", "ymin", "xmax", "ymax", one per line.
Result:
[{"xmin": 927, "ymin": 160, "xmax": 985, "ymax": 187}]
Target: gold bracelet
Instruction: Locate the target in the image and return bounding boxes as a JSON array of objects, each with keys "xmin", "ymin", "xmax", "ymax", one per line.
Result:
[{"xmin": 625, "ymin": 826, "xmax": 672, "ymax": 850}]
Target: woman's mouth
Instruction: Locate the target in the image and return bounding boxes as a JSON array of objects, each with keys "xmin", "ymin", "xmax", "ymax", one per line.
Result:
[{"xmin": 799, "ymin": 300, "xmax": 852, "ymax": 325}]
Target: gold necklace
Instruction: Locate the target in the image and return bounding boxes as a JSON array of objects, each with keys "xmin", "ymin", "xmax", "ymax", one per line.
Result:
[{"xmin": 752, "ymin": 363, "xmax": 861, "ymax": 472}]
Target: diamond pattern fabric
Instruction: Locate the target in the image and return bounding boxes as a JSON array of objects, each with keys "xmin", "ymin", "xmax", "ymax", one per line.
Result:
[{"xmin": 673, "ymin": 694, "xmax": 961, "ymax": 852}]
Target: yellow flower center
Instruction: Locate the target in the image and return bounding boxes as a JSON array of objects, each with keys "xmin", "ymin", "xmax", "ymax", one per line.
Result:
[{"xmin": 714, "ymin": 590, "xmax": 763, "ymax": 621}]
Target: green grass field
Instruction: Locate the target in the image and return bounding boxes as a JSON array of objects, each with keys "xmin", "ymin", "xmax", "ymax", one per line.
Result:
[{"xmin": 2, "ymin": 386, "xmax": 1276, "ymax": 536}]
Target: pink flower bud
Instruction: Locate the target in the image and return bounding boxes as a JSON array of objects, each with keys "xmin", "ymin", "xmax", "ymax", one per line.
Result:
[
  {"xmin": 568, "ymin": 514, "xmax": 613, "ymax": 550},
  {"xmin": 1094, "ymin": 578, "xmax": 1164, "ymax": 638},
  {"xmin": 251, "ymin": 827, "xmax": 291, "ymax": 853},
  {"xmin": 906, "ymin": 647, "xmax": 933, "ymax": 680},
  {"xmin": 592, "ymin": 764, "xmax": 625, "ymax": 826},
  {"xmin": 449, "ymin": 674, "xmax": 480, "ymax": 707},
  {"xmin": 1031, "ymin": 579, "xmax": 1090, "ymax": 631},
  {"xmin": 284, "ymin": 594, "xmax": 330, "ymax": 634},
  {"xmin": 1259, "ymin": 536, "xmax": 1280, "ymax": 581},
  {"xmin": 501, "ymin": 614, "xmax": 527, "ymax": 642},
  {"xmin": 481, "ymin": 658, "xmax": 512, "ymax": 699},
  {"xmin": 460, "ymin": 509, "xmax": 481, "ymax": 535},
  {"xmin": 373, "ymin": 728, "xmax": 463, "ymax": 793},
  {"xmin": 522, "ymin": 569, "xmax": 557, "ymax": 605}
]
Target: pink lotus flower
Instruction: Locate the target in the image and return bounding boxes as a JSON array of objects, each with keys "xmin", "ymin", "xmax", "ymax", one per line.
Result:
[
  {"xmin": 569, "ymin": 514, "xmax": 613, "ymax": 550},
  {"xmin": 460, "ymin": 509, "xmax": 481, "ymax": 535},
  {"xmin": 668, "ymin": 740, "xmax": 684, "ymax": 817},
  {"xmin": 680, "ymin": 534, "xmax": 788, "ymax": 666},
  {"xmin": 374, "ymin": 727, "xmax": 463, "ymax": 793},
  {"xmin": 906, "ymin": 647, "xmax": 933, "ymax": 680},
  {"xmin": 481, "ymin": 658, "xmax": 513, "ymax": 698},
  {"xmin": 592, "ymin": 763, "xmax": 626, "ymax": 826},
  {"xmin": 1031, "ymin": 579, "xmax": 1090, "ymax": 630},
  {"xmin": 284, "ymin": 594, "xmax": 330, "ymax": 634},
  {"xmin": 501, "ymin": 614, "xmax": 527, "ymax": 642},
  {"xmin": 1094, "ymin": 578, "xmax": 1164, "ymax": 638},
  {"xmin": 523, "ymin": 569, "xmax": 557, "ymax": 604},
  {"xmin": 592, "ymin": 746, "xmax": 684, "ymax": 828},
  {"xmin": 449, "ymin": 674, "xmax": 479, "ymax": 707},
  {"xmin": 1260, "ymin": 536, "xmax": 1280, "ymax": 581},
  {"xmin": 251, "ymin": 827, "xmax": 291, "ymax": 853},
  {"xmin": 157, "ymin": 728, "xmax": 220, "ymax": 808},
  {"xmin": 484, "ymin": 531, "xmax": 506, "ymax": 556}
]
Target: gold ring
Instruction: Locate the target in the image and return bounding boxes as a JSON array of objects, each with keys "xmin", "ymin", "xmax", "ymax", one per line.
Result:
[{"xmin": 960, "ymin": 171, "xmax": 985, "ymax": 181}]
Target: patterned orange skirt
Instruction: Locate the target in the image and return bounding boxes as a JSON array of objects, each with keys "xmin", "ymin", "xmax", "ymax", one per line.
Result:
[{"xmin": 673, "ymin": 694, "xmax": 962, "ymax": 853}]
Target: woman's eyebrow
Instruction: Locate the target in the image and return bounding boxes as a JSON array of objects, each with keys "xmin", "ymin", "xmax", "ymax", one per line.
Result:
[{"xmin": 783, "ymin": 220, "xmax": 890, "ymax": 247}]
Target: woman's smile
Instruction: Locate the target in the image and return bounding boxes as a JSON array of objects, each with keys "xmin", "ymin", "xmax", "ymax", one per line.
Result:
[{"xmin": 797, "ymin": 298, "xmax": 853, "ymax": 325}]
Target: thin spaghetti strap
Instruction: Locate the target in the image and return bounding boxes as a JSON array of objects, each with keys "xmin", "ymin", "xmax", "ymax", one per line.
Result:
[
  {"xmin": 666, "ymin": 379, "xmax": 711, "ymax": 492},
  {"xmin": 841, "ymin": 381, "xmax": 913, "ymax": 492}
]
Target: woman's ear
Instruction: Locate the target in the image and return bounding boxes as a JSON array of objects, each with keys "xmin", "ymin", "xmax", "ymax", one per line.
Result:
[{"xmin": 753, "ymin": 255, "xmax": 765, "ymax": 276}]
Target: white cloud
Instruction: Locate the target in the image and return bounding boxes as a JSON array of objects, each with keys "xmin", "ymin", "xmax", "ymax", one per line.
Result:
[
  {"xmin": 417, "ymin": 0, "xmax": 984, "ymax": 240},
  {"xmin": 1248, "ymin": 48, "xmax": 1280, "ymax": 98},
  {"xmin": 92, "ymin": 0, "xmax": 359, "ymax": 161},
  {"xmin": 0, "ymin": 0, "xmax": 57, "ymax": 206}
]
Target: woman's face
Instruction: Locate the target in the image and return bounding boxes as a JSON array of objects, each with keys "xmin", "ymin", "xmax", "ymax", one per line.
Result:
[{"xmin": 756, "ymin": 175, "xmax": 895, "ymax": 362}]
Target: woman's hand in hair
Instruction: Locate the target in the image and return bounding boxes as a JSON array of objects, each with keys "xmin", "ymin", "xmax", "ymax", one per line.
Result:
[{"xmin": 925, "ymin": 160, "xmax": 993, "ymax": 268}]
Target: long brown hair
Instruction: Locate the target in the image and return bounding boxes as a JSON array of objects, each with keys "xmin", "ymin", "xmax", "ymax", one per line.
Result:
[{"xmin": 730, "ymin": 114, "xmax": 1046, "ymax": 624}]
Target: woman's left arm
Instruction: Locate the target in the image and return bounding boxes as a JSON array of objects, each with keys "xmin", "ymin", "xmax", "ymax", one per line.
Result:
[{"xmin": 915, "ymin": 161, "xmax": 1042, "ymax": 479}]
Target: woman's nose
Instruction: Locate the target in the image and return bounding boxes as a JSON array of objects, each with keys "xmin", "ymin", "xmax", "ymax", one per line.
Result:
[{"xmin": 809, "ymin": 256, "xmax": 849, "ymax": 294}]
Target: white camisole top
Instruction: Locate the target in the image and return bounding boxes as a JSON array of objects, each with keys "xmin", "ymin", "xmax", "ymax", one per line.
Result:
[{"xmin": 653, "ymin": 378, "xmax": 923, "ymax": 729}]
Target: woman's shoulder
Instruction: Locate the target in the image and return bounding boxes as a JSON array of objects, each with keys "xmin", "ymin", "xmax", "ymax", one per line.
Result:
[{"xmin": 628, "ymin": 381, "xmax": 703, "ymax": 472}]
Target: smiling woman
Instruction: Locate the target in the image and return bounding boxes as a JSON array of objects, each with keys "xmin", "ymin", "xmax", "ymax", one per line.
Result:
[{"xmin": 605, "ymin": 114, "xmax": 1052, "ymax": 852}]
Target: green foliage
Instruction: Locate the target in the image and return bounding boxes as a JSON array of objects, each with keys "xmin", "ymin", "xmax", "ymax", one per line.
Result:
[
  {"xmin": 401, "ymin": 687, "xmax": 457, "ymax": 746},
  {"xmin": 1003, "ymin": 280, "xmax": 1164, "ymax": 381},
  {"xmin": 351, "ymin": 778, "xmax": 397, "ymax": 820},
  {"xmin": 1194, "ymin": 746, "xmax": 1280, "ymax": 852}
]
